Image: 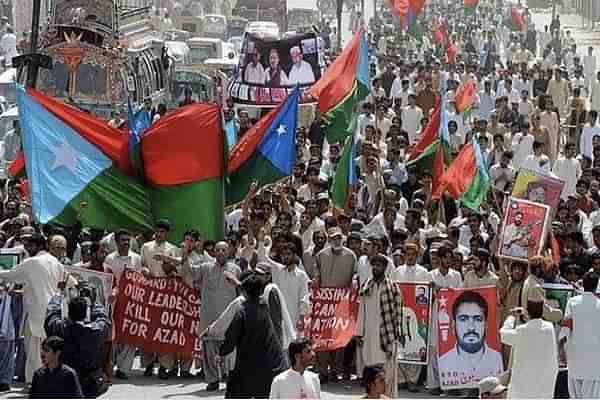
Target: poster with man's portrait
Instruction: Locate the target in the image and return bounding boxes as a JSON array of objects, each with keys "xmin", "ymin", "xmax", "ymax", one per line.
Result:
[
  {"xmin": 498, "ymin": 197, "xmax": 550, "ymax": 262},
  {"xmin": 512, "ymin": 168, "xmax": 565, "ymax": 215},
  {"xmin": 397, "ymin": 282, "xmax": 432, "ymax": 365},
  {"xmin": 231, "ymin": 32, "xmax": 325, "ymax": 105},
  {"xmin": 65, "ymin": 266, "xmax": 113, "ymax": 308},
  {"xmin": 437, "ymin": 286, "xmax": 503, "ymax": 389}
]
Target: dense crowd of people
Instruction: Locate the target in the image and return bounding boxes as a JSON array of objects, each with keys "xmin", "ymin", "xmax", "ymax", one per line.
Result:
[{"xmin": 2, "ymin": 0, "xmax": 600, "ymax": 399}]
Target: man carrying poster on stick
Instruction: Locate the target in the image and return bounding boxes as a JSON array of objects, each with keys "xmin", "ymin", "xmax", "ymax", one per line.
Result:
[{"xmin": 437, "ymin": 286, "xmax": 504, "ymax": 390}]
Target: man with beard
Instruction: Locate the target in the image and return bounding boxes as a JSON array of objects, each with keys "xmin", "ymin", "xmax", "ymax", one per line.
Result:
[
  {"xmin": 355, "ymin": 254, "xmax": 403, "ymax": 398},
  {"xmin": 502, "ymin": 211, "xmax": 532, "ymax": 259},
  {"xmin": 438, "ymin": 290, "xmax": 503, "ymax": 388},
  {"xmin": 219, "ymin": 274, "xmax": 286, "ymax": 398},
  {"xmin": 302, "ymin": 230, "xmax": 327, "ymax": 280},
  {"xmin": 498, "ymin": 260, "xmax": 527, "ymax": 367},
  {"xmin": 463, "ymin": 248, "xmax": 499, "ymax": 291},
  {"xmin": 265, "ymin": 48, "xmax": 289, "ymax": 87}
]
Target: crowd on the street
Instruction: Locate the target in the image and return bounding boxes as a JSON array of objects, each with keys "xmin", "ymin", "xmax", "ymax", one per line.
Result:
[{"xmin": 2, "ymin": 0, "xmax": 600, "ymax": 399}]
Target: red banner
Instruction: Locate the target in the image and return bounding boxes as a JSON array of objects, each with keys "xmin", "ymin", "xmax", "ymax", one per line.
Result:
[
  {"xmin": 113, "ymin": 271, "xmax": 201, "ymax": 359},
  {"xmin": 303, "ymin": 287, "xmax": 359, "ymax": 352}
]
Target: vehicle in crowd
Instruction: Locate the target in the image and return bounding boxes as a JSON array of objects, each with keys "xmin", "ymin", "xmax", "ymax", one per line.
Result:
[
  {"xmin": 200, "ymin": 14, "xmax": 228, "ymax": 39},
  {"xmin": 173, "ymin": 9, "xmax": 203, "ymax": 34},
  {"xmin": 232, "ymin": 0, "xmax": 286, "ymax": 32},
  {"xmin": 163, "ymin": 29, "xmax": 191, "ymax": 42},
  {"xmin": 287, "ymin": 0, "xmax": 319, "ymax": 32},
  {"xmin": 227, "ymin": 16, "xmax": 248, "ymax": 39},
  {"xmin": 165, "ymin": 41, "xmax": 190, "ymax": 66},
  {"xmin": 186, "ymin": 37, "xmax": 225, "ymax": 64},
  {"xmin": 15, "ymin": 0, "xmax": 172, "ymax": 119},
  {"xmin": 246, "ymin": 21, "xmax": 281, "ymax": 39},
  {"xmin": 228, "ymin": 36, "xmax": 244, "ymax": 55},
  {"xmin": 169, "ymin": 66, "xmax": 220, "ymax": 108}
]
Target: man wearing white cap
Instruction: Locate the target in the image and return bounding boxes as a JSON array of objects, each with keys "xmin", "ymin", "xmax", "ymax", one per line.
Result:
[
  {"xmin": 288, "ymin": 46, "xmax": 315, "ymax": 85},
  {"xmin": 479, "ymin": 376, "xmax": 506, "ymax": 399}
]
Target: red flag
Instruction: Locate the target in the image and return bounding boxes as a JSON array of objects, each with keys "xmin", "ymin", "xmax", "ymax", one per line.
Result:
[
  {"xmin": 446, "ymin": 41, "xmax": 457, "ymax": 64},
  {"xmin": 408, "ymin": 100, "xmax": 441, "ymax": 162},
  {"xmin": 389, "ymin": 0, "xmax": 409, "ymax": 16},
  {"xmin": 511, "ymin": 6, "xmax": 525, "ymax": 31},
  {"xmin": 433, "ymin": 143, "xmax": 477, "ymax": 199},
  {"xmin": 8, "ymin": 152, "xmax": 25, "ymax": 177},
  {"xmin": 455, "ymin": 80, "xmax": 478, "ymax": 112},
  {"xmin": 433, "ymin": 29, "xmax": 445, "ymax": 45},
  {"xmin": 550, "ymin": 233, "xmax": 561, "ymax": 267}
]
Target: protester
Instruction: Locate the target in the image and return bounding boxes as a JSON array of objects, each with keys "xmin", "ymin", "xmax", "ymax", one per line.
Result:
[
  {"xmin": 0, "ymin": 233, "xmax": 76, "ymax": 385},
  {"xmin": 559, "ymin": 271, "xmax": 600, "ymax": 398},
  {"xmin": 269, "ymin": 338, "xmax": 320, "ymax": 399},
  {"xmin": 361, "ymin": 365, "xmax": 389, "ymax": 399},
  {"xmin": 44, "ymin": 291, "xmax": 109, "ymax": 398},
  {"xmin": 478, "ymin": 376, "xmax": 506, "ymax": 399},
  {"xmin": 29, "ymin": 336, "xmax": 83, "ymax": 399},
  {"xmin": 219, "ymin": 274, "xmax": 286, "ymax": 398},
  {"xmin": 355, "ymin": 254, "xmax": 403, "ymax": 398},
  {"xmin": 500, "ymin": 293, "xmax": 558, "ymax": 398}
]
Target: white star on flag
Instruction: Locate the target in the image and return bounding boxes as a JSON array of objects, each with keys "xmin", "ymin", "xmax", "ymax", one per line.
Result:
[
  {"xmin": 277, "ymin": 124, "xmax": 286, "ymax": 136},
  {"xmin": 51, "ymin": 140, "xmax": 80, "ymax": 175}
]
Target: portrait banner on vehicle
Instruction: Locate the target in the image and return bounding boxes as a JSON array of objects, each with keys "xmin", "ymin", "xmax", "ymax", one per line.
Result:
[
  {"xmin": 302, "ymin": 287, "xmax": 359, "ymax": 352},
  {"xmin": 230, "ymin": 32, "xmax": 325, "ymax": 105},
  {"xmin": 512, "ymin": 168, "xmax": 565, "ymax": 215},
  {"xmin": 542, "ymin": 283, "xmax": 574, "ymax": 320},
  {"xmin": 397, "ymin": 282, "xmax": 432, "ymax": 365},
  {"xmin": 437, "ymin": 286, "xmax": 503, "ymax": 389},
  {"xmin": 497, "ymin": 197, "xmax": 550, "ymax": 262},
  {"xmin": 65, "ymin": 265, "xmax": 114, "ymax": 308},
  {"xmin": 113, "ymin": 271, "xmax": 201, "ymax": 359}
]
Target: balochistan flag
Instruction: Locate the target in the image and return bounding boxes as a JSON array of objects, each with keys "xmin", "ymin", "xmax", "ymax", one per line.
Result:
[
  {"xmin": 141, "ymin": 103, "xmax": 225, "ymax": 242},
  {"xmin": 226, "ymin": 87, "xmax": 300, "ymax": 206},
  {"xmin": 455, "ymin": 80, "xmax": 477, "ymax": 113},
  {"xmin": 330, "ymin": 135, "xmax": 357, "ymax": 209},
  {"xmin": 407, "ymin": 0, "xmax": 426, "ymax": 33},
  {"xmin": 17, "ymin": 84, "xmax": 153, "ymax": 232},
  {"xmin": 406, "ymin": 101, "xmax": 452, "ymax": 189},
  {"xmin": 433, "ymin": 138, "xmax": 490, "ymax": 211},
  {"xmin": 464, "ymin": 0, "xmax": 478, "ymax": 15},
  {"xmin": 309, "ymin": 29, "xmax": 370, "ymax": 145},
  {"xmin": 127, "ymin": 98, "xmax": 151, "ymax": 177},
  {"xmin": 389, "ymin": 0, "xmax": 408, "ymax": 16},
  {"xmin": 506, "ymin": 6, "xmax": 525, "ymax": 31}
]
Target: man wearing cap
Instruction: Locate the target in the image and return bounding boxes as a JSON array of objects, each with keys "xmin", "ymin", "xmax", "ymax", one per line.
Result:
[
  {"xmin": 392, "ymin": 240, "xmax": 430, "ymax": 391},
  {"xmin": 0, "ymin": 233, "xmax": 77, "ymax": 385},
  {"xmin": 314, "ymin": 227, "xmax": 357, "ymax": 382},
  {"xmin": 500, "ymin": 293, "xmax": 559, "ymax": 398},
  {"xmin": 288, "ymin": 46, "xmax": 315, "ymax": 85},
  {"xmin": 559, "ymin": 271, "xmax": 600, "ymax": 398},
  {"xmin": 355, "ymin": 254, "xmax": 403, "ymax": 398},
  {"xmin": 479, "ymin": 376, "xmax": 506, "ymax": 398},
  {"xmin": 140, "ymin": 219, "xmax": 179, "ymax": 379}
]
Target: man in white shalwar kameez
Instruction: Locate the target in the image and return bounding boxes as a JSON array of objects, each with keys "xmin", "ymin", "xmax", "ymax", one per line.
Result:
[
  {"xmin": 559, "ymin": 271, "xmax": 600, "ymax": 398},
  {"xmin": 500, "ymin": 293, "xmax": 558, "ymax": 399},
  {"xmin": 0, "ymin": 233, "xmax": 76, "ymax": 384},
  {"xmin": 392, "ymin": 242, "xmax": 431, "ymax": 391},
  {"xmin": 355, "ymin": 254, "xmax": 403, "ymax": 399}
]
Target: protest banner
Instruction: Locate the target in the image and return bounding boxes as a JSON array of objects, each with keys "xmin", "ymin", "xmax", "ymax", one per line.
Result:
[
  {"xmin": 229, "ymin": 32, "xmax": 325, "ymax": 105},
  {"xmin": 512, "ymin": 168, "xmax": 565, "ymax": 215},
  {"xmin": 113, "ymin": 271, "xmax": 201, "ymax": 359},
  {"xmin": 65, "ymin": 265, "xmax": 114, "ymax": 308},
  {"xmin": 498, "ymin": 197, "xmax": 550, "ymax": 262},
  {"xmin": 397, "ymin": 282, "xmax": 432, "ymax": 365},
  {"xmin": 302, "ymin": 287, "xmax": 359, "ymax": 352},
  {"xmin": 437, "ymin": 286, "xmax": 503, "ymax": 389},
  {"xmin": 542, "ymin": 283, "xmax": 574, "ymax": 320}
]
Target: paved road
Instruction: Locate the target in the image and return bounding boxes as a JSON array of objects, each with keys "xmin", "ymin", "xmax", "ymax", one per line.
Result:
[{"xmin": 2, "ymin": 361, "xmax": 433, "ymax": 399}]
